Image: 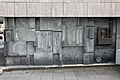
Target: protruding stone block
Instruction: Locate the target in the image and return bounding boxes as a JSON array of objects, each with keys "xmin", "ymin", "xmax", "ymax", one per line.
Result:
[
  {"xmin": 6, "ymin": 57, "xmax": 28, "ymax": 66},
  {"xmin": 16, "ymin": 18, "xmax": 28, "ymax": 29},
  {"xmin": 28, "ymin": 18, "xmax": 35, "ymax": 29},
  {"xmin": 34, "ymin": 52, "xmax": 53, "ymax": 65},
  {"xmin": 62, "ymin": 47, "xmax": 83, "ymax": 64},
  {"xmin": 83, "ymin": 53, "xmax": 93, "ymax": 64},
  {"xmin": 95, "ymin": 49, "xmax": 115, "ymax": 63},
  {"xmin": 14, "ymin": 28, "xmax": 35, "ymax": 41},
  {"xmin": 53, "ymin": 32, "xmax": 62, "ymax": 53},
  {"xmin": 26, "ymin": 42, "xmax": 34, "ymax": 55},
  {"xmin": 36, "ymin": 31, "xmax": 52, "ymax": 52},
  {"xmin": 13, "ymin": 41, "xmax": 27, "ymax": 56},
  {"xmin": 40, "ymin": 18, "xmax": 62, "ymax": 31}
]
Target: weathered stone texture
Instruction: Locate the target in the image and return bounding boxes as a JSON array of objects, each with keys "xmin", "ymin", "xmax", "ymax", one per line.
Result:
[
  {"xmin": 95, "ymin": 49, "xmax": 115, "ymax": 63},
  {"xmin": 34, "ymin": 52, "xmax": 53, "ymax": 65},
  {"xmin": 83, "ymin": 53, "xmax": 93, "ymax": 64},
  {"xmin": 6, "ymin": 57, "xmax": 28, "ymax": 66},
  {"xmin": 4, "ymin": 18, "xmax": 116, "ymax": 65},
  {"xmin": 14, "ymin": 28, "xmax": 35, "ymax": 41},
  {"xmin": 62, "ymin": 47, "xmax": 83, "ymax": 64}
]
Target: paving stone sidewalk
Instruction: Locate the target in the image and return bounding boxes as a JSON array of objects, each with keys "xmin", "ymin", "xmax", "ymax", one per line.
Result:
[{"xmin": 0, "ymin": 66, "xmax": 120, "ymax": 80}]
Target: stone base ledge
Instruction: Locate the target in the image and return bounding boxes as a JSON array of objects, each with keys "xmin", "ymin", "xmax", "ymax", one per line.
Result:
[{"xmin": 0, "ymin": 63, "xmax": 117, "ymax": 75}]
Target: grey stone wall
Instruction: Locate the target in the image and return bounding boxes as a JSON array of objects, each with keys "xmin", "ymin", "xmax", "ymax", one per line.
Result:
[{"xmin": 4, "ymin": 18, "xmax": 116, "ymax": 66}]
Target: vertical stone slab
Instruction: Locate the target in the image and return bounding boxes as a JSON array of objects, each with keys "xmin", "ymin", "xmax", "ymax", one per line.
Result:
[
  {"xmin": 76, "ymin": 26, "xmax": 83, "ymax": 46},
  {"xmin": 116, "ymin": 49, "xmax": 120, "ymax": 64},
  {"xmin": 36, "ymin": 31, "xmax": 53, "ymax": 52},
  {"xmin": 35, "ymin": 18, "xmax": 40, "ymax": 30},
  {"xmin": 7, "ymin": 18, "xmax": 15, "ymax": 31},
  {"xmin": 28, "ymin": 18, "xmax": 35, "ymax": 29},
  {"xmin": 53, "ymin": 32, "xmax": 62, "ymax": 53},
  {"xmin": 26, "ymin": 42, "xmax": 34, "ymax": 55},
  {"xmin": 84, "ymin": 27, "xmax": 94, "ymax": 53},
  {"xmin": 5, "ymin": 31, "xmax": 12, "ymax": 41}
]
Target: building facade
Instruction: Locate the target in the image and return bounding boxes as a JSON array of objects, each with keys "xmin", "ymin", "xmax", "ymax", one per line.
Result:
[{"xmin": 0, "ymin": 0, "xmax": 120, "ymax": 66}]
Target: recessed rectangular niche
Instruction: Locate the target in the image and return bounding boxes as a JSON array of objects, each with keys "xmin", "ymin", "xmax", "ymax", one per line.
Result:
[{"xmin": 97, "ymin": 27, "xmax": 112, "ymax": 45}]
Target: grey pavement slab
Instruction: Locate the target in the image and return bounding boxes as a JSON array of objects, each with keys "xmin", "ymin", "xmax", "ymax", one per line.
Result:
[{"xmin": 0, "ymin": 66, "xmax": 120, "ymax": 80}]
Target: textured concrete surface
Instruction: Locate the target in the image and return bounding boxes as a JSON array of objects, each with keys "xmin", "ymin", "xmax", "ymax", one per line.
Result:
[{"xmin": 0, "ymin": 66, "xmax": 120, "ymax": 80}]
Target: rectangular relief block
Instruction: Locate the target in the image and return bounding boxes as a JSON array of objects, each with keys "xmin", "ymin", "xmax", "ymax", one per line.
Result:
[
  {"xmin": 16, "ymin": 18, "xmax": 29, "ymax": 29},
  {"xmin": 14, "ymin": 28, "xmax": 35, "ymax": 41},
  {"xmin": 116, "ymin": 36, "xmax": 120, "ymax": 49},
  {"xmin": 28, "ymin": 18, "xmax": 35, "ymax": 29},
  {"xmin": 6, "ymin": 18, "xmax": 15, "ymax": 30},
  {"xmin": 62, "ymin": 18, "xmax": 83, "ymax": 46},
  {"xmin": 83, "ymin": 53, "xmax": 93, "ymax": 64},
  {"xmin": 34, "ymin": 52, "xmax": 53, "ymax": 65},
  {"xmin": 5, "ymin": 31, "xmax": 12, "ymax": 41},
  {"xmin": 36, "ymin": 31, "xmax": 53, "ymax": 52},
  {"xmin": 95, "ymin": 49, "xmax": 115, "ymax": 63},
  {"xmin": 116, "ymin": 49, "xmax": 120, "ymax": 64},
  {"xmin": 4, "ymin": 41, "xmax": 27, "ymax": 56},
  {"xmin": 53, "ymin": 32, "xmax": 62, "ymax": 53},
  {"xmin": 62, "ymin": 47, "xmax": 83, "ymax": 64},
  {"xmin": 26, "ymin": 42, "xmax": 34, "ymax": 55},
  {"xmin": 12, "ymin": 41, "xmax": 27, "ymax": 56},
  {"xmin": 6, "ymin": 57, "xmax": 28, "ymax": 66},
  {"xmin": 40, "ymin": 18, "xmax": 62, "ymax": 31},
  {"xmin": 84, "ymin": 39, "xmax": 94, "ymax": 53}
]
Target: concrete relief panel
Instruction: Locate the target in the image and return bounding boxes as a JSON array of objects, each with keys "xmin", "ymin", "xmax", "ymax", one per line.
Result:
[
  {"xmin": 6, "ymin": 57, "xmax": 28, "ymax": 66},
  {"xmin": 14, "ymin": 28, "xmax": 35, "ymax": 41},
  {"xmin": 28, "ymin": 18, "xmax": 35, "ymax": 29},
  {"xmin": 62, "ymin": 18, "xmax": 83, "ymax": 46},
  {"xmin": 53, "ymin": 32, "xmax": 62, "ymax": 53},
  {"xmin": 62, "ymin": 47, "xmax": 83, "ymax": 64},
  {"xmin": 40, "ymin": 18, "xmax": 62, "ymax": 31},
  {"xmin": 34, "ymin": 52, "xmax": 53, "ymax": 65},
  {"xmin": 13, "ymin": 41, "xmax": 27, "ymax": 56},
  {"xmin": 6, "ymin": 18, "xmax": 15, "ymax": 31},
  {"xmin": 36, "ymin": 31, "xmax": 53, "ymax": 52},
  {"xmin": 16, "ymin": 18, "xmax": 28, "ymax": 29},
  {"xmin": 83, "ymin": 53, "xmax": 93, "ymax": 64},
  {"xmin": 95, "ymin": 49, "xmax": 115, "ymax": 63},
  {"xmin": 26, "ymin": 42, "xmax": 34, "ymax": 55},
  {"xmin": 5, "ymin": 31, "xmax": 12, "ymax": 41},
  {"xmin": 84, "ymin": 27, "xmax": 94, "ymax": 53}
]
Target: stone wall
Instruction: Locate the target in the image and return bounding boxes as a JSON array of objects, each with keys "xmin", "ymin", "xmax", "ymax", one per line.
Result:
[{"xmin": 4, "ymin": 18, "xmax": 116, "ymax": 66}]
